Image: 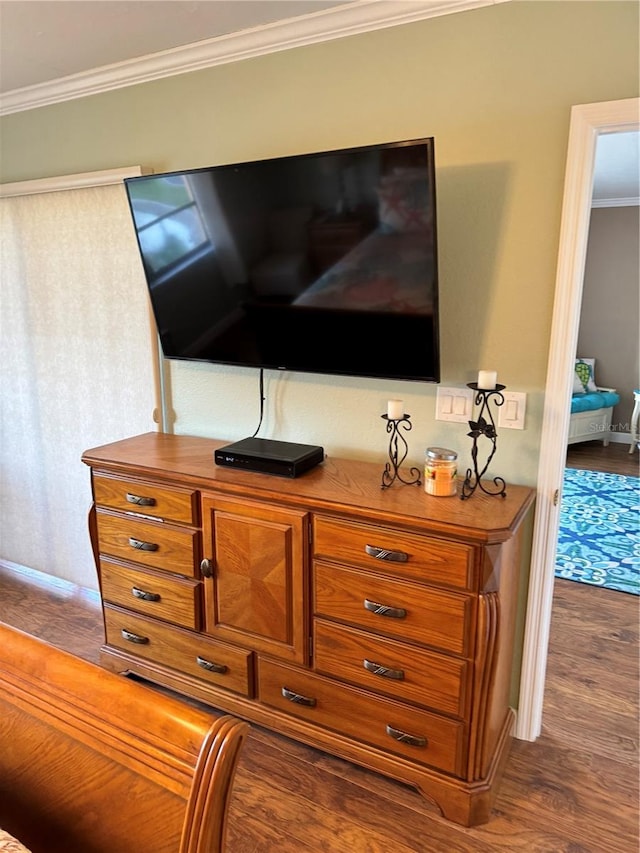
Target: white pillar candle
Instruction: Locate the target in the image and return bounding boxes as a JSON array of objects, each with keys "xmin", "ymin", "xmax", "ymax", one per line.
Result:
[
  {"xmin": 387, "ymin": 399, "xmax": 404, "ymax": 419},
  {"xmin": 477, "ymin": 370, "xmax": 497, "ymax": 390}
]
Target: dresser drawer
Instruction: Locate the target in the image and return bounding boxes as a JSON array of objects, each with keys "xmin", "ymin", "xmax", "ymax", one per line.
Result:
[
  {"xmin": 93, "ymin": 473, "xmax": 197, "ymax": 525},
  {"xmin": 96, "ymin": 510, "xmax": 199, "ymax": 577},
  {"xmin": 313, "ymin": 516, "xmax": 474, "ymax": 591},
  {"xmin": 104, "ymin": 606, "xmax": 253, "ymax": 697},
  {"xmin": 100, "ymin": 558, "xmax": 201, "ymax": 630},
  {"xmin": 258, "ymin": 657, "xmax": 465, "ymax": 776},
  {"xmin": 314, "ymin": 619, "xmax": 468, "ymax": 718},
  {"xmin": 314, "ymin": 562, "xmax": 473, "ymax": 657}
]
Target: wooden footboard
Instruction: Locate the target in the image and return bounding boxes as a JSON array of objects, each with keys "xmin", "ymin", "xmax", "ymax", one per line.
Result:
[{"xmin": 0, "ymin": 623, "xmax": 248, "ymax": 853}]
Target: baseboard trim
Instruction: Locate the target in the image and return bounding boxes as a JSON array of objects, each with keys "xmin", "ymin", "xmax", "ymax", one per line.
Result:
[
  {"xmin": 608, "ymin": 432, "xmax": 633, "ymax": 446},
  {"xmin": 0, "ymin": 558, "xmax": 100, "ymax": 606}
]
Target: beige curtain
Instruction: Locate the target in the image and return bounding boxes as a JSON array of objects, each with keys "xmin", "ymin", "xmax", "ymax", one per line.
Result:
[{"xmin": 0, "ymin": 183, "xmax": 156, "ymax": 590}]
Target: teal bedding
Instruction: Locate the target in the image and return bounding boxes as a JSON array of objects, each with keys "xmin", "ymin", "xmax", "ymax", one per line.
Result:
[{"xmin": 571, "ymin": 391, "xmax": 620, "ymax": 413}]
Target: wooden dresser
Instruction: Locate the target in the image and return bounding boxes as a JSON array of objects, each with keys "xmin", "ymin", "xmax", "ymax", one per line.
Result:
[{"xmin": 82, "ymin": 432, "xmax": 534, "ymax": 826}]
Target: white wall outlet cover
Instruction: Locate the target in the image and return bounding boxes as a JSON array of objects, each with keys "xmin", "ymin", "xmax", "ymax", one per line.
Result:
[
  {"xmin": 436, "ymin": 387, "xmax": 474, "ymax": 423},
  {"xmin": 498, "ymin": 391, "xmax": 527, "ymax": 429}
]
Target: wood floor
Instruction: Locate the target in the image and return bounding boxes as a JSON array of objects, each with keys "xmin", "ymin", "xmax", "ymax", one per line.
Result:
[
  {"xmin": 566, "ymin": 439, "xmax": 639, "ymax": 477},
  {"xmin": 1, "ymin": 441, "xmax": 637, "ymax": 852}
]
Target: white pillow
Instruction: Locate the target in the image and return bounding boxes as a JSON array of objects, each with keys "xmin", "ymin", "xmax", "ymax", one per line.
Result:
[{"xmin": 573, "ymin": 357, "xmax": 598, "ymax": 394}]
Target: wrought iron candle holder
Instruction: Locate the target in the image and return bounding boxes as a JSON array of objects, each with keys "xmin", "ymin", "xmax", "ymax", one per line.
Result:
[
  {"xmin": 460, "ymin": 383, "xmax": 507, "ymax": 500},
  {"xmin": 380, "ymin": 413, "xmax": 421, "ymax": 489}
]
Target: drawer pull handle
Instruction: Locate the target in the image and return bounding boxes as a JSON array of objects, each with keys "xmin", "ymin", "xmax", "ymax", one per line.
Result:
[
  {"xmin": 386, "ymin": 725, "xmax": 427, "ymax": 748},
  {"xmin": 131, "ymin": 586, "xmax": 160, "ymax": 602},
  {"xmin": 126, "ymin": 492, "xmax": 156, "ymax": 507},
  {"xmin": 363, "ymin": 659, "xmax": 405, "ymax": 680},
  {"xmin": 200, "ymin": 558, "xmax": 214, "ymax": 578},
  {"xmin": 121, "ymin": 629, "xmax": 149, "ymax": 645},
  {"xmin": 196, "ymin": 656, "xmax": 228, "ymax": 674},
  {"xmin": 281, "ymin": 687, "xmax": 317, "ymax": 708},
  {"xmin": 364, "ymin": 599, "xmax": 407, "ymax": 620},
  {"xmin": 365, "ymin": 544, "xmax": 408, "ymax": 563},
  {"xmin": 128, "ymin": 537, "xmax": 159, "ymax": 552}
]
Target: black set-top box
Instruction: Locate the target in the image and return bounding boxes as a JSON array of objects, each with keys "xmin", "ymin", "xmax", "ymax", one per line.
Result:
[{"xmin": 214, "ymin": 437, "xmax": 324, "ymax": 478}]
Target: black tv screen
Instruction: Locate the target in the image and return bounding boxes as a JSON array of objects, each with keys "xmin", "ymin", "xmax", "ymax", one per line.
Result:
[{"xmin": 124, "ymin": 138, "xmax": 440, "ymax": 382}]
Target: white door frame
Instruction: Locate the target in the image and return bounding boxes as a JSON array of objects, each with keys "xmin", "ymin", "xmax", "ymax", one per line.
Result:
[{"xmin": 516, "ymin": 97, "xmax": 640, "ymax": 741}]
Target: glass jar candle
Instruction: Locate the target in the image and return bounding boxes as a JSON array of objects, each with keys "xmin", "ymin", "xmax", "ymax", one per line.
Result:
[{"xmin": 424, "ymin": 447, "xmax": 458, "ymax": 497}]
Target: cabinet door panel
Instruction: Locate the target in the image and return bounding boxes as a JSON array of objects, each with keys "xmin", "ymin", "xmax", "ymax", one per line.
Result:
[{"xmin": 201, "ymin": 495, "xmax": 309, "ymax": 664}]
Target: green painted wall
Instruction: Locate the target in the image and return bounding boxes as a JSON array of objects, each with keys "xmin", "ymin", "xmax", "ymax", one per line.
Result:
[{"xmin": 1, "ymin": 1, "xmax": 638, "ymax": 482}]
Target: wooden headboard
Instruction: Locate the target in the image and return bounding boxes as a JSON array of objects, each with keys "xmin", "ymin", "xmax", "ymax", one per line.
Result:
[{"xmin": 0, "ymin": 622, "xmax": 248, "ymax": 853}]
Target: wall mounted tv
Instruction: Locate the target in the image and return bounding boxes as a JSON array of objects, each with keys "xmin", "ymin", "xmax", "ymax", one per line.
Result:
[{"xmin": 124, "ymin": 137, "xmax": 440, "ymax": 383}]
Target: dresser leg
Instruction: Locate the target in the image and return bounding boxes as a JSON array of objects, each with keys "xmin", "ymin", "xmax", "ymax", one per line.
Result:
[{"xmin": 415, "ymin": 708, "xmax": 515, "ymax": 827}]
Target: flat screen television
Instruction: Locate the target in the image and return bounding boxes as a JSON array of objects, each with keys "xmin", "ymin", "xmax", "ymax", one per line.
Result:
[{"xmin": 124, "ymin": 137, "xmax": 440, "ymax": 383}]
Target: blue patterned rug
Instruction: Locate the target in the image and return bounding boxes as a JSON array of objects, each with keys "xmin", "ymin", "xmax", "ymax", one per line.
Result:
[{"xmin": 555, "ymin": 468, "xmax": 639, "ymax": 595}]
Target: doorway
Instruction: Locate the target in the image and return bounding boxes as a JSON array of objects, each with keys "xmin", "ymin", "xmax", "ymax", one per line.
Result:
[{"xmin": 516, "ymin": 97, "xmax": 640, "ymax": 741}]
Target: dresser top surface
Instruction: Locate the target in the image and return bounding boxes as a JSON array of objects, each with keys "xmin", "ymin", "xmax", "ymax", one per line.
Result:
[{"xmin": 83, "ymin": 432, "xmax": 535, "ymax": 544}]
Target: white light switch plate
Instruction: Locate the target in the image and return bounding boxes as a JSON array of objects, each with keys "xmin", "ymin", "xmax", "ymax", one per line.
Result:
[
  {"xmin": 436, "ymin": 386, "xmax": 474, "ymax": 423},
  {"xmin": 498, "ymin": 391, "xmax": 527, "ymax": 429}
]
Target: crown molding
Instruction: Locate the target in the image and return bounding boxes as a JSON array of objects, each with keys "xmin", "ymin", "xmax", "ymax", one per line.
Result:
[
  {"xmin": 0, "ymin": 0, "xmax": 508, "ymax": 116},
  {"xmin": 0, "ymin": 166, "xmax": 147, "ymax": 198},
  {"xmin": 592, "ymin": 196, "xmax": 640, "ymax": 208}
]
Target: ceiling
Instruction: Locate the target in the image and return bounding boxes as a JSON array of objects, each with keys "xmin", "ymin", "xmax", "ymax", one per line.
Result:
[
  {"xmin": 2, "ymin": 0, "xmax": 494, "ymax": 114},
  {"xmin": 0, "ymin": 1, "xmax": 347, "ymax": 93},
  {"xmin": 0, "ymin": 0, "xmax": 638, "ymax": 204},
  {"xmin": 592, "ymin": 130, "xmax": 640, "ymax": 208}
]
